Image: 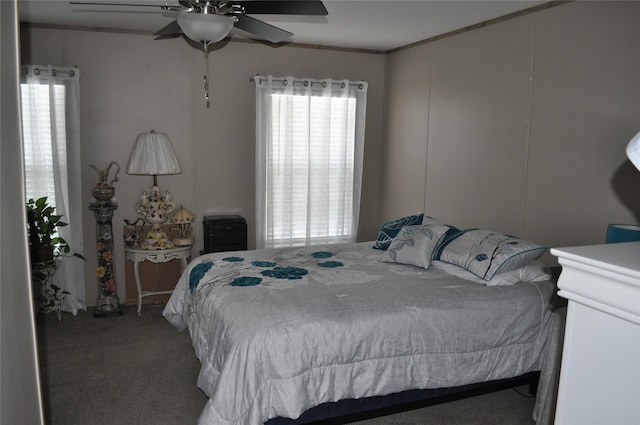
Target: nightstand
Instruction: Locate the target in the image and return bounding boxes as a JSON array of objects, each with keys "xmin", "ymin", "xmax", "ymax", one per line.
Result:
[
  {"xmin": 125, "ymin": 245, "xmax": 192, "ymax": 316},
  {"xmin": 551, "ymin": 242, "xmax": 640, "ymax": 425}
]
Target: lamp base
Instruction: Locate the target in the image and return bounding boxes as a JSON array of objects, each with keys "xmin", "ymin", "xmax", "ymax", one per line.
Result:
[
  {"xmin": 141, "ymin": 226, "xmax": 174, "ymax": 250},
  {"xmin": 135, "ymin": 186, "xmax": 176, "ymax": 250}
]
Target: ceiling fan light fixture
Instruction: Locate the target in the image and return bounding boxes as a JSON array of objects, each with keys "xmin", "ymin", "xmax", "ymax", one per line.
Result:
[{"xmin": 177, "ymin": 13, "xmax": 235, "ymax": 43}]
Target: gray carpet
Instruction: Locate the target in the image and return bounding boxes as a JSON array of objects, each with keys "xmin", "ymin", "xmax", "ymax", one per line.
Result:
[{"xmin": 37, "ymin": 304, "xmax": 537, "ymax": 425}]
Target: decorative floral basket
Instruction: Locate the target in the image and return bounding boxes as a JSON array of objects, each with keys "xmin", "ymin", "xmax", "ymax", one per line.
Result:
[{"xmin": 135, "ymin": 186, "xmax": 176, "ymax": 250}]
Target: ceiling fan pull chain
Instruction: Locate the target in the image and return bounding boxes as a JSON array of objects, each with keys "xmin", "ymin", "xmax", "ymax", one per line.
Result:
[
  {"xmin": 204, "ymin": 74, "xmax": 210, "ymax": 108},
  {"xmin": 203, "ymin": 41, "xmax": 210, "ymax": 108}
]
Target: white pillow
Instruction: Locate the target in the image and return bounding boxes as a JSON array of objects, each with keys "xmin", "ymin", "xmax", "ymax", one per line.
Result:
[
  {"xmin": 436, "ymin": 229, "xmax": 547, "ymax": 280},
  {"xmin": 382, "ymin": 224, "xmax": 450, "ymax": 269},
  {"xmin": 432, "ymin": 260, "xmax": 552, "ymax": 286}
]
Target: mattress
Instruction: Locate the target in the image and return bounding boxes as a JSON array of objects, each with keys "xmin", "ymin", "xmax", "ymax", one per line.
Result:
[{"xmin": 163, "ymin": 242, "xmax": 555, "ymax": 425}]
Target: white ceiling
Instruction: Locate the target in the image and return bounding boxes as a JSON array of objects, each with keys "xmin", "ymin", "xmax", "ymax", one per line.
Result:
[{"xmin": 18, "ymin": 0, "xmax": 548, "ymax": 52}]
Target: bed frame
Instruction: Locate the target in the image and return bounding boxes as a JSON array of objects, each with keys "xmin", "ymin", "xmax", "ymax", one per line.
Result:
[{"xmin": 266, "ymin": 371, "xmax": 539, "ymax": 425}]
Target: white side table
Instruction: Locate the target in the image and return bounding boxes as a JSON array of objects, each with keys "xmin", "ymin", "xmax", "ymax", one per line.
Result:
[{"xmin": 124, "ymin": 245, "xmax": 192, "ymax": 316}]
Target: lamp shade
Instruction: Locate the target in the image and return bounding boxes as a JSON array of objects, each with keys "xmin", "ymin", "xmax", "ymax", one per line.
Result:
[
  {"xmin": 126, "ymin": 130, "xmax": 181, "ymax": 176},
  {"xmin": 627, "ymin": 131, "xmax": 640, "ymax": 171},
  {"xmin": 605, "ymin": 224, "xmax": 640, "ymax": 244},
  {"xmin": 177, "ymin": 13, "xmax": 234, "ymax": 43}
]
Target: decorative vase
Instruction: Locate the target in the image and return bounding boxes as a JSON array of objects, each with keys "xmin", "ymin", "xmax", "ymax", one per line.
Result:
[
  {"xmin": 123, "ymin": 218, "xmax": 143, "ymax": 247},
  {"xmin": 91, "ymin": 185, "xmax": 115, "ymax": 204},
  {"xmin": 90, "ymin": 161, "xmax": 120, "ymax": 205}
]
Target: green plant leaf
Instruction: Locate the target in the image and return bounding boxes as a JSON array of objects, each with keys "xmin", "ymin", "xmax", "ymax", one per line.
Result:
[
  {"xmin": 35, "ymin": 197, "xmax": 48, "ymax": 208},
  {"xmin": 73, "ymin": 253, "xmax": 87, "ymax": 261}
]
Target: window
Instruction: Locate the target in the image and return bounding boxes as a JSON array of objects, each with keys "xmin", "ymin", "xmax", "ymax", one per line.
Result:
[
  {"xmin": 20, "ymin": 65, "xmax": 85, "ymax": 314},
  {"xmin": 21, "ymin": 83, "xmax": 66, "ymax": 206},
  {"xmin": 255, "ymin": 76, "xmax": 368, "ymax": 248}
]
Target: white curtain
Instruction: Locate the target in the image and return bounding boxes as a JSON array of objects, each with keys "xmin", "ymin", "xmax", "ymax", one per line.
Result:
[
  {"xmin": 255, "ymin": 76, "xmax": 368, "ymax": 249},
  {"xmin": 21, "ymin": 65, "xmax": 85, "ymax": 314}
]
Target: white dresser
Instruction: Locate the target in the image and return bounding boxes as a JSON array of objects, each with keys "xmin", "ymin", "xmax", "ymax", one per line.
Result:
[{"xmin": 551, "ymin": 242, "xmax": 640, "ymax": 425}]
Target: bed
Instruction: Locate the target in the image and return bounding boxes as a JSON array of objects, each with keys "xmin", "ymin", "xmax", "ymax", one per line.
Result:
[{"xmin": 163, "ymin": 216, "xmax": 560, "ymax": 425}]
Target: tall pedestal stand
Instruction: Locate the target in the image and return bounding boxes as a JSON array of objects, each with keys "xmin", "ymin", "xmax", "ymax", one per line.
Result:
[{"xmin": 89, "ymin": 202, "xmax": 123, "ymax": 317}]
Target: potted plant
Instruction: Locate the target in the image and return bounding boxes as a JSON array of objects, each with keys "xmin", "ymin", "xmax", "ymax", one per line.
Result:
[
  {"xmin": 26, "ymin": 197, "xmax": 83, "ymax": 263},
  {"xmin": 26, "ymin": 197, "xmax": 85, "ymax": 320},
  {"xmin": 31, "ymin": 265, "xmax": 68, "ymax": 321}
]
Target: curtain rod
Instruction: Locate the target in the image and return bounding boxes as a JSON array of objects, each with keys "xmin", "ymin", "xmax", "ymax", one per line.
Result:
[
  {"xmin": 250, "ymin": 76, "xmax": 365, "ymax": 90},
  {"xmin": 21, "ymin": 66, "xmax": 80, "ymax": 78}
]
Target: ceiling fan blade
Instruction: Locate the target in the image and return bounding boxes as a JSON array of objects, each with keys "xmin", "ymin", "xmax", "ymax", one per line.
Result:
[
  {"xmin": 69, "ymin": 1, "xmax": 163, "ymax": 8},
  {"xmin": 154, "ymin": 19, "xmax": 182, "ymax": 37},
  {"xmin": 234, "ymin": 1, "xmax": 327, "ymax": 16},
  {"xmin": 234, "ymin": 14, "xmax": 292, "ymax": 43},
  {"xmin": 178, "ymin": 0, "xmax": 197, "ymax": 8}
]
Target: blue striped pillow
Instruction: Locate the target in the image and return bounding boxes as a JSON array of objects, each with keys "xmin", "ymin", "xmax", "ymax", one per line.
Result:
[{"xmin": 372, "ymin": 213, "xmax": 424, "ymax": 250}]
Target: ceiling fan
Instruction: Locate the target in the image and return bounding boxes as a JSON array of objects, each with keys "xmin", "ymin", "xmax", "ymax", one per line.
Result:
[
  {"xmin": 69, "ymin": 1, "xmax": 328, "ymax": 45},
  {"xmin": 70, "ymin": 1, "xmax": 328, "ymax": 107}
]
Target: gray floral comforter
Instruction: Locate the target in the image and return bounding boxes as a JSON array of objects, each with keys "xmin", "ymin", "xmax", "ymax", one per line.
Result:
[{"xmin": 163, "ymin": 242, "xmax": 555, "ymax": 425}]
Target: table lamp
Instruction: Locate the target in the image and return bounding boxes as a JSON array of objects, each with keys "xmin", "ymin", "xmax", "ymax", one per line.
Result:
[
  {"xmin": 126, "ymin": 130, "xmax": 181, "ymax": 250},
  {"xmin": 605, "ymin": 132, "xmax": 640, "ymax": 244},
  {"xmin": 627, "ymin": 131, "xmax": 640, "ymax": 171}
]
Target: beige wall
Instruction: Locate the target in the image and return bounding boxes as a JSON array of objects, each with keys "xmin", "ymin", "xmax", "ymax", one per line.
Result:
[
  {"xmin": 381, "ymin": 43, "xmax": 431, "ymax": 217},
  {"xmin": 383, "ymin": 1, "xmax": 640, "ymax": 264},
  {"xmin": 20, "ymin": 28, "xmax": 385, "ymax": 305},
  {"xmin": 19, "ymin": 1, "xmax": 640, "ymax": 305}
]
